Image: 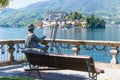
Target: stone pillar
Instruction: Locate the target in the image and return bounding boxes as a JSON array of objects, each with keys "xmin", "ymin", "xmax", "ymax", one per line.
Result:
[
  {"xmin": 7, "ymin": 42, "xmax": 15, "ymax": 64},
  {"xmin": 110, "ymin": 47, "xmax": 118, "ymax": 64},
  {"xmin": 72, "ymin": 44, "xmax": 80, "ymax": 55}
]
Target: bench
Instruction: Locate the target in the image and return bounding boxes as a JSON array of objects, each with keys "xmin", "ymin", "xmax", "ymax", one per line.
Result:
[{"xmin": 23, "ymin": 50, "xmax": 104, "ymax": 80}]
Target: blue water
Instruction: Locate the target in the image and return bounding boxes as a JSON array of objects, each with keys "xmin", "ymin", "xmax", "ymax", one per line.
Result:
[
  {"xmin": 0, "ymin": 27, "xmax": 120, "ymax": 63},
  {"xmin": 1, "ymin": 27, "xmax": 120, "ymax": 41},
  {"xmin": 0, "ymin": 27, "xmax": 27, "ymax": 40}
]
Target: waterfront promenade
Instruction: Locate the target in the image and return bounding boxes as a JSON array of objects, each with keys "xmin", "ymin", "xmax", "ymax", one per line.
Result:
[{"xmin": 0, "ymin": 63, "xmax": 120, "ymax": 80}]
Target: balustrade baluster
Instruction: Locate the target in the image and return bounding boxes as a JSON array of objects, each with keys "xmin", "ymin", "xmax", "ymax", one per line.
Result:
[
  {"xmin": 72, "ymin": 44, "xmax": 80, "ymax": 55},
  {"xmin": 7, "ymin": 42, "xmax": 15, "ymax": 64},
  {"xmin": 110, "ymin": 47, "xmax": 118, "ymax": 64}
]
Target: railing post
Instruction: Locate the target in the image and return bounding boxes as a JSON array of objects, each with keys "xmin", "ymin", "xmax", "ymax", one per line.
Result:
[
  {"xmin": 7, "ymin": 42, "xmax": 15, "ymax": 64},
  {"xmin": 110, "ymin": 47, "xmax": 118, "ymax": 64},
  {"xmin": 72, "ymin": 44, "xmax": 80, "ymax": 55}
]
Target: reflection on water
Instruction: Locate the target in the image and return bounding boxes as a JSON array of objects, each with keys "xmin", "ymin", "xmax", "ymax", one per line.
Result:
[{"xmin": 36, "ymin": 27, "xmax": 120, "ymax": 41}]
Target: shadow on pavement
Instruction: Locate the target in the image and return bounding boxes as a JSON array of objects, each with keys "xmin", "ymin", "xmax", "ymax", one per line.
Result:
[{"xmin": 16, "ymin": 71, "xmax": 88, "ymax": 80}]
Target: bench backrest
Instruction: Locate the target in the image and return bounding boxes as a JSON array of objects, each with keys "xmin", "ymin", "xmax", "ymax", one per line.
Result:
[
  {"xmin": 24, "ymin": 50, "xmax": 96, "ymax": 73},
  {"xmin": 25, "ymin": 52, "xmax": 57, "ymax": 67},
  {"xmin": 55, "ymin": 55, "xmax": 95, "ymax": 73}
]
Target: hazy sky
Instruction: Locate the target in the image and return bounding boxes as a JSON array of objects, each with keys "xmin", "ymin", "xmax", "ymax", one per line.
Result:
[{"xmin": 9, "ymin": 0, "xmax": 47, "ymax": 9}]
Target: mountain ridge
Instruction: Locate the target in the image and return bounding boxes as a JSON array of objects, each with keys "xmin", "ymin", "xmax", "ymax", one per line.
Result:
[{"xmin": 0, "ymin": 0, "xmax": 119, "ymax": 27}]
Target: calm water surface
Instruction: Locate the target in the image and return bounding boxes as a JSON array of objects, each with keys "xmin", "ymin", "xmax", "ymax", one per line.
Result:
[{"xmin": 0, "ymin": 27, "xmax": 120, "ymax": 41}]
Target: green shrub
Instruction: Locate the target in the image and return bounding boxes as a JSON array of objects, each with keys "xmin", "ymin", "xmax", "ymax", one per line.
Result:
[{"xmin": 0, "ymin": 76, "xmax": 39, "ymax": 80}]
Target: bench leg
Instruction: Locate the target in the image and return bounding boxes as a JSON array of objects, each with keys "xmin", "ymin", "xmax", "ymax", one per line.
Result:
[
  {"xmin": 28, "ymin": 64, "xmax": 42, "ymax": 79},
  {"xmin": 36, "ymin": 69, "xmax": 41, "ymax": 78},
  {"xmin": 89, "ymin": 73, "xmax": 97, "ymax": 80},
  {"xmin": 28, "ymin": 64, "xmax": 32, "ymax": 76}
]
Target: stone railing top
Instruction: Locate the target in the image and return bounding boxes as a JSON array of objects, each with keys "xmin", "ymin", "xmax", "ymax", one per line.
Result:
[
  {"xmin": 45, "ymin": 39, "xmax": 120, "ymax": 47},
  {"xmin": 0, "ymin": 39, "xmax": 25, "ymax": 44},
  {"xmin": 0, "ymin": 39, "xmax": 120, "ymax": 47}
]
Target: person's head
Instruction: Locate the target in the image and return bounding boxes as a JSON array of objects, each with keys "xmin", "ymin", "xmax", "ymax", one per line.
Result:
[{"xmin": 28, "ymin": 24, "xmax": 34, "ymax": 32}]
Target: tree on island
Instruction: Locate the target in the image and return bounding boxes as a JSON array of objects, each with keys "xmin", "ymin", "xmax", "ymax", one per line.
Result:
[
  {"xmin": 86, "ymin": 14, "xmax": 106, "ymax": 28},
  {"xmin": 65, "ymin": 12, "xmax": 84, "ymax": 20}
]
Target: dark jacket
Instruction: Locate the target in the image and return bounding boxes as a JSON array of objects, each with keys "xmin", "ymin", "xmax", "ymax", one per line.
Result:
[{"xmin": 25, "ymin": 31, "xmax": 45, "ymax": 48}]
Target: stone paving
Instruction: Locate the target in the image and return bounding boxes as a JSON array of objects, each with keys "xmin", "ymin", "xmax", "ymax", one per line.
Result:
[{"xmin": 0, "ymin": 64, "xmax": 120, "ymax": 80}]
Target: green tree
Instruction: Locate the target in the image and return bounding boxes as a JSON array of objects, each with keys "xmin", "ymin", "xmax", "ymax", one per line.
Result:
[
  {"xmin": 86, "ymin": 14, "xmax": 105, "ymax": 28},
  {"xmin": 65, "ymin": 12, "xmax": 83, "ymax": 20},
  {"xmin": 100, "ymin": 19, "xmax": 105, "ymax": 27},
  {"xmin": 0, "ymin": 0, "xmax": 11, "ymax": 9}
]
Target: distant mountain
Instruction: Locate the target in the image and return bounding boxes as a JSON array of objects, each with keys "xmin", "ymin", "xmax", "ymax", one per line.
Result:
[
  {"xmin": 25, "ymin": 0, "xmax": 120, "ymax": 14},
  {"xmin": 0, "ymin": 0, "xmax": 120, "ymax": 27}
]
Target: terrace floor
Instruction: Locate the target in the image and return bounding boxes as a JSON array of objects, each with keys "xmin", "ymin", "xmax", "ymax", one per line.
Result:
[{"xmin": 0, "ymin": 63, "xmax": 120, "ymax": 80}]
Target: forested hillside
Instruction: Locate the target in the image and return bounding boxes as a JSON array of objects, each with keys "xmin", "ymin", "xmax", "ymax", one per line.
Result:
[{"xmin": 0, "ymin": 0, "xmax": 120, "ymax": 27}]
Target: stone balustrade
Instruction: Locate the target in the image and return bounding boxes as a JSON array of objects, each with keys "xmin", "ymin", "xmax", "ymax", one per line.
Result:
[{"xmin": 0, "ymin": 39, "xmax": 120, "ymax": 66}]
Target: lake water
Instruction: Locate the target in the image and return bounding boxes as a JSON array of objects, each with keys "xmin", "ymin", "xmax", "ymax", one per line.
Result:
[
  {"xmin": 1, "ymin": 27, "xmax": 120, "ymax": 41},
  {"xmin": 0, "ymin": 27, "xmax": 120, "ymax": 63}
]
